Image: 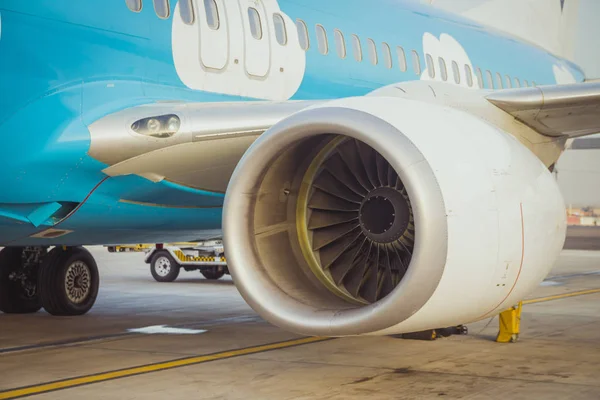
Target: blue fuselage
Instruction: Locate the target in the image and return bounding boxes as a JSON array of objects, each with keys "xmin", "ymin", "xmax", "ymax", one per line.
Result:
[{"xmin": 0, "ymin": 0, "xmax": 584, "ymax": 245}]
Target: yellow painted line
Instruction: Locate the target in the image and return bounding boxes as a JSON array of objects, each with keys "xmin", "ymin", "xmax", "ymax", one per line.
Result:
[
  {"xmin": 0, "ymin": 336, "xmax": 329, "ymax": 400},
  {"xmin": 523, "ymin": 288, "xmax": 600, "ymax": 305}
]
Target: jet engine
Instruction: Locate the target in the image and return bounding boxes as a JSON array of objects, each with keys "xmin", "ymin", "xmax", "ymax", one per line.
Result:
[{"xmin": 223, "ymin": 96, "xmax": 566, "ymax": 336}]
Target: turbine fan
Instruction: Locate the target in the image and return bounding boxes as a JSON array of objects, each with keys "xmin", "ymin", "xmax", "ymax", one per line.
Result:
[{"xmin": 298, "ymin": 137, "xmax": 415, "ymax": 304}]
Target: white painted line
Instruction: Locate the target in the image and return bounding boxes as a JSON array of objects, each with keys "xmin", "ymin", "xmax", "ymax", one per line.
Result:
[{"xmin": 127, "ymin": 325, "xmax": 207, "ymax": 335}]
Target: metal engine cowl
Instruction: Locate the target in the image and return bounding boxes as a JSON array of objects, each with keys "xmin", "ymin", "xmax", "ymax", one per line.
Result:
[{"xmin": 223, "ymin": 96, "xmax": 566, "ymax": 337}]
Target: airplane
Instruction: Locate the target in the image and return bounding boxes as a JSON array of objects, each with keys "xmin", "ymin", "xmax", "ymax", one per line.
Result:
[{"xmin": 0, "ymin": 0, "xmax": 599, "ymax": 337}]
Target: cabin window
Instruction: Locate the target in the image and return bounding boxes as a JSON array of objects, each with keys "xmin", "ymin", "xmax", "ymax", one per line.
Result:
[
  {"xmin": 505, "ymin": 75, "xmax": 512, "ymax": 88},
  {"xmin": 382, "ymin": 43, "xmax": 392, "ymax": 69},
  {"xmin": 126, "ymin": 0, "xmax": 142, "ymax": 12},
  {"xmin": 367, "ymin": 39, "xmax": 378, "ymax": 65},
  {"xmin": 352, "ymin": 35, "xmax": 362, "ymax": 62},
  {"xmin": 296, "ymin": 20, "xmax": 309, "ymax": 50},
  {"xmin": 316, "ymin": 25, "xmax": 328, "ymax": 55},
  {"xmin": 412, "ymin": 50, "xmax": 421, "ymax": 75},
  {"xmin": 153, "ymin": 0, "xmax": 170, "ymax": 19},
  {"xmin": 248, "ymin": 8, "xmax": 263, "ymax": 40},
  {"xmin": 523, "ymin": 80, "xmax": 530, "ymax": 87},
  {"xmin": 426, "ymin": 54, "xmax": 435, "ymax": 78},
  {"xmin": 495, "ymin": 72, "xmax": 503, "ymax": 89},
  {"xmin": 465, "ymin": 65, "xmax": 473, "ymax": 87},
  {"xmin": 273, "ymin": 14, "xmax": 287, "ymax": 45},
  {"xmin": 438, "ymin": 57, "xmax": 447, "ymax": 81},
  {"xmin": 476, "ymin": 67, "xmax": 484, "ymax": 88},
  {"xmin": 486, "ymin": 70, "xmax": 494, "ymax": 88},
  {"xmin": 396, "ymin": 46, "xmax": 407, "ymax": 72},
  {"xmin": 204, "ymin": 0, "xmax": 220, "ymax": 30},
  {"xmin": 513, "ymin": 77, "xmax": 521, "ymax": 88},
  {"xmin": 452, "ymin": 61, "xmax": 460, "ymax": 84},
  {"xmin": 334, "ymin": 29, "xmax": 346, "ymax": 58},
  {"xmin": 179, "ymin": 0, "xmax": 194, "ymax": 24}
]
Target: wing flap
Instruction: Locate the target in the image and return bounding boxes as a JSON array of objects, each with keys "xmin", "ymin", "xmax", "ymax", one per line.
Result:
[{"xmin": 486, "ymin": 82, "xmax": 600, "ymax": 138}]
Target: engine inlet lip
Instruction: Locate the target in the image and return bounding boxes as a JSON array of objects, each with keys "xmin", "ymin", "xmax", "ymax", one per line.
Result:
[{"xmin": 223, "ymin": 101, "xmax": 448, "ymax": 336}]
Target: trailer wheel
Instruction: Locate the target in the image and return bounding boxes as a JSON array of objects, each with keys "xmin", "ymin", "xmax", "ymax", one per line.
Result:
[
  {"xmin": 150, "ymin": 251, "xmax": 180, "ymax": 282},
  {"xmin": 201, "ymin": 267, "xmax": 225, "ymax": 280}
]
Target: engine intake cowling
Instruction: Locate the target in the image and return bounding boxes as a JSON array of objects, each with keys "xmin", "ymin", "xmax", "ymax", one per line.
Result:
[{"xmin": 223, "ymin": 96, "xmax": 566, "ymax": 336}]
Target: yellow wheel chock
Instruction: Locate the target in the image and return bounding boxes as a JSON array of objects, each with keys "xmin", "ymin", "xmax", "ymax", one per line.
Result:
[{"xmin": 496, "ymin": 301, "xmax": 523, "ymax": 343}]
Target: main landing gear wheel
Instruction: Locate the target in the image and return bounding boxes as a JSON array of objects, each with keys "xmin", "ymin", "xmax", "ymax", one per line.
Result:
[
  {"xmin": 0, "ymin": 248, "xmax": 43, "ymax": 314},
  {"xmin": 201, "ymin": 267, "xmax": 225, "ymax": 280},
  {"xmin": 150, "ymin": 251, "xmax": 180, "ymax": 282},
  {"xmin": 38, "ymin": 247, "xmax": 99, "ymax": 316}
]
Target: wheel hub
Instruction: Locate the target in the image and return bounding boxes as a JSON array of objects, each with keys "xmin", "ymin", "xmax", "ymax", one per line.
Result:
[
  {"xmin": 155, "ymin": 257, "xmax": 172, "ymax": 277},
  {"xmin": 65, "ymin": 261, "xmax": 91, "ymax": 304}
]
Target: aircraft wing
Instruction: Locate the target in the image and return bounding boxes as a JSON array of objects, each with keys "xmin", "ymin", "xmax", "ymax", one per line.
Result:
[{"xmin": 486, "ymin": 82, "xmax": 600, "ymax": 138}]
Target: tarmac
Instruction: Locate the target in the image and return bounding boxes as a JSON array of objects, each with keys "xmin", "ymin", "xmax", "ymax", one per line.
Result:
[{"xmin": 0, "ymin": 228, "xmax": 599, "ymax": 399}]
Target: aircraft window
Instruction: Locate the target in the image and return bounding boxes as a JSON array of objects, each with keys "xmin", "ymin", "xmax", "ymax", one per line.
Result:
[
  {"xmin": 179, "ymin": 0, "xmax": 194, "ymax": 24},
  {"xmin": 316, "ymin": 25, "xmax": 328, "ymax": 55},
  {"xmin": 475, "ymin": 67, "xmax": 484, "ymax": 88},
  {"xmin": 248, "ymin": 8, "xmax": 263, "ymax": 40},
  {"xmin": 367, "ymin": 39, "xmax": 378, "ymax": 65},
  {"xmin": 334, "ymin": 29, "xmax": 346, "ymax": 58},
  {"xmin": 396, "ymin": 46, "xmax": 407, "ymax": 72},
  {"xmin": 153, "ymin": 0, "xmax": 170, "ymax": 19},
  {"xmin": 351, "ymin": 35, "xmax": 362, "ymax": 62},
  {"xmin": 426, "ymin": 54, "xmax": 435, "ymax": 78},
  {"xmin": 452, "ymin": 61, "xmax": 460, "ymax": 84},
  {"xmin": 296, "ymin": 20, "xmax": 309, "ymax": 50},
  {"xmin": 126, "ymin": 0, "xmax": 142, "ymax": 12},
  {"xmin": 505, "ymin": 75, "xmax": 512, "ymax": 88},
  {"xmin": 523, "ymin": 80, "xmax": 529, "ymax": 87},
  {"xmin": 495, "ymin": 72, "xmax": 503, "ymax": 89},
  {"xmin": 382, "ymin": 43, "xmax": 392, "ymax": 69},
  {"xmin": 514, "ymin": 77, "xmax": 521, "ymax": 88},
  {"xmin": 412, "ymin": 50, "xmax": 421, "ymax": 75},
  {"xmin": 464, "ymin": 65, "xmax": 473, "ymax": 87},
  {"xmin": 486, "ymin": 70, "xmax": 494, "ymax": 88},
  {"xmin": 204, "ymin": 0, "xmax": 220, "ymax": 30},
  {"xmin": 438, "ymin": 57, "xmax": 447, "ymax": 81},
  {"xmin": 273, "ymin": 14, "xmax": 287, "ymax": 45}
]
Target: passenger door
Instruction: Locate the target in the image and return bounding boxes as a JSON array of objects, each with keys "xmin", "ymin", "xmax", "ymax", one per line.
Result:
[{"xmin": 238, "ymin": 0, "xmax": 271, "ymax": 77}]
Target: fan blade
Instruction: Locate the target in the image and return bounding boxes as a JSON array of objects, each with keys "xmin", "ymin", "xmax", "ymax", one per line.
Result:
[
  {"xmin": 375, "ymin": 153, "xmax": 388, "ymax": 187},
  {"xmin": 323, "ymin": 153, "xmax": 368, "ymax": 195},
  {"xmin": 308, "ymin": 189, "xmax": 360, "ymax": 212},
  {"xmin": 319, "ymin": 231, "xmax": 363, "ymax": 269},
  {"xmin": 344, "ymin": 241, "xmax": 372, "ymax": 297},
  {"xmin": 329, "ymin": 237, "xmax": 368, "ymax": 285},
  {"xmin": 387, "ymin": 164, "xmax": 398, "ymax": 188},
  {"xmin": 377, "ymin": 246, "xmax": 395, "ymax": 299},
  {"xmin": 313, "ymin": 170, "xmax": 363, "ymax": 203},
  {"xmin": 308, "ymin": 209, "xmax": 359, "ymax": 230},
  {"xmin": 359, "ymin": 244, "xmax": 380, "ymax": 303},
  {"xmin": 355, "ymin": 141, "xmax": 379, "ymax": 189},
  {"xmin": 337, "ymin": 140, "xmax": 372, "ymax": 192},
  {"xmin": 312, "ymin": 222, "xmax": 360, "ymax": 251}
]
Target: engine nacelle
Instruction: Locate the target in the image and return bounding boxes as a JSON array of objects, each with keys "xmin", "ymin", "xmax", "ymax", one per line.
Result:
[{"xmin": 223, "ymin": 95, "xmax": 566, "ymax": 336}]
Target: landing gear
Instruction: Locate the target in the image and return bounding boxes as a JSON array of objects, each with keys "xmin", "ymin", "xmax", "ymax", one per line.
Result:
[
  {"xmin": 38, "ymin": 247, "xmax": 99, "ymax": 316},
  {"xmin": 0, "ymin": 247, "xmax": 43, "ymax": 314},
  {"xmin": 0, "ymin": 246, "xmax": 99, "ymax": 316}
]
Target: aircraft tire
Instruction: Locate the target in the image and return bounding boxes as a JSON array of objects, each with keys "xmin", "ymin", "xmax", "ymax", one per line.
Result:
[
  {"xmin": 200, "ymin": 268, "xmax": 225, "ymax": 280},
  {"xmin": 150, "ymin": 251, "xmax": 180, "ymax": 282},
  {"xmin": 38, "ymin": 247, "xmax": 99, "ymax": 316},
  {"xmin": 0, "ymin": 247, "xmax": 43, "ymax": 314}
]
